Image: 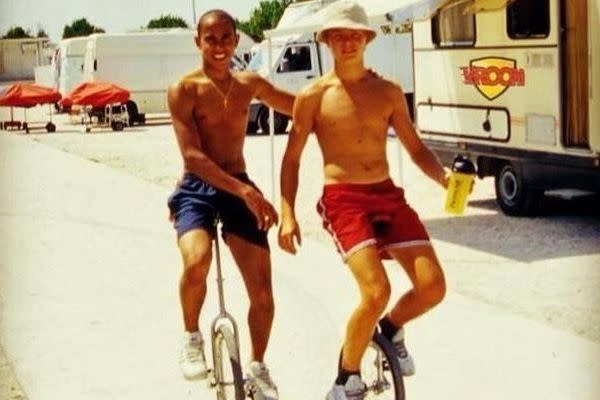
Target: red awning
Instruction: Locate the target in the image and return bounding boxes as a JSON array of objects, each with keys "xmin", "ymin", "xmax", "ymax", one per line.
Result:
[
  {"xmin": 0, "ymin": 83, "xmax": 62, "ymax": 108},
  {"xmin": 63, "ymin": 82, "xmax": 130, "ymax": 107}
]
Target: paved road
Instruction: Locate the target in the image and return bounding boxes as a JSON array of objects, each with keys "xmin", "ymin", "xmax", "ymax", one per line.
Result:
[{"xmin": 1, "ymin": 133, "xmax": 600, "ymax": 400}]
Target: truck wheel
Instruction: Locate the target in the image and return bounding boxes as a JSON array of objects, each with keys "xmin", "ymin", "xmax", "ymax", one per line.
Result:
[
  {"xmin": 45, "ymin": 122, "xmax": 56, "ymax": 133},
  {"xmin": 494, "ymin": 162, "xmax": 542, "ymax": 216},
  {"xmin": 258, "ymin": 107, "xmax": 289, "ymax": 135}
]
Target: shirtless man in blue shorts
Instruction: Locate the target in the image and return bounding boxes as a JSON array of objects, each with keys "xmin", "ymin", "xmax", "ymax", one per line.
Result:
[{"xmin": 166, "ymin": 10, "xmax": 294, "ymax": 400}]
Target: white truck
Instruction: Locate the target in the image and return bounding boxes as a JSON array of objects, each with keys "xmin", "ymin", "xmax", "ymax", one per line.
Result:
[
  {"xmin": 247, "ymin": 0, "xmax": 415, "ymax": 134},
  {"xmin": 82, "ymin": 29, "xmax": 253, "ymax": 124},
  {"xmin": 412, "ymin": 0, "xmax": 600, "ymax": 215}
]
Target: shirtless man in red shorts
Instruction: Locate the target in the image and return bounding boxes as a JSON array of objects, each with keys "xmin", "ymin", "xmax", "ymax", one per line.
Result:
[{"xmin": 278, "ymin": 2, "xmax": 448, "ymax": 399}]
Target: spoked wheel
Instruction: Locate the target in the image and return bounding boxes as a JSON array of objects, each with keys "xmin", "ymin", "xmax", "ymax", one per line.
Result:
[
  {"xmin": 361, "ymin": 332, "xmax": 405, "ymax": 400},
  {"xmin": 213, "ymin": 325, "xmax": 245, "ymax": 400}
]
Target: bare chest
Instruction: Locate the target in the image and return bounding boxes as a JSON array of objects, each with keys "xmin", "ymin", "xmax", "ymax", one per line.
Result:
[{"xmin": 316, "ymin": 86, "xmax": 392, "ymax": 132}]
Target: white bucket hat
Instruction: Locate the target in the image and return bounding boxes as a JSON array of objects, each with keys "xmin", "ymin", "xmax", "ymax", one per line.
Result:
[{"xmin": 316, "ymin": 0, "xmax": 377, "ymax": 43}]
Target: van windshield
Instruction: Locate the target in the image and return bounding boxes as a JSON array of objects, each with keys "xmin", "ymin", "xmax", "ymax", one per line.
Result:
[{"xmin": 247, "ymin": 41, "xmax": 286, "ymax": 74}]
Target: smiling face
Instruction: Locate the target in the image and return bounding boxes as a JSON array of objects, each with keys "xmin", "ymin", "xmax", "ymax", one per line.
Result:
[
  {"xmin": 324, "ymin": 28, "xmax": 369, "ymax": 63},
  {"xmin": 195, "ymin": 11, "xmax": 239, "ymax": 71}
]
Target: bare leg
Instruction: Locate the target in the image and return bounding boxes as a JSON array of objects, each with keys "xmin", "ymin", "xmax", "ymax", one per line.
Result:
[
  {"xmin": 177, "ymin": 229, "xmax": 213, "ymax": 332},
  {"xmin": 385, "ymin": 245, "xmax": 446, "ymax": 327},
  {"xmin": 226, "ymin": 234, "xmax": 275, "ymax": 362},
  {"xmin": 341, "ymin": 245, "xmax": 391, "ymax": 371}
]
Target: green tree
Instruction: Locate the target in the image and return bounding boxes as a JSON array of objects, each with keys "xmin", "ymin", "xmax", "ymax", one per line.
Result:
[
  {"xmin": 147, "ymin": 14, "xmax": 189, "ymax": 29},
  {"xmin": 2, "ymin": 26, "xmax": 32, "ymax": 39},
  {"xmin": 238, "ymin": 0, "xmax": 292, "ymax": 42},
  {"xmin": 63, "ymin": 18, "xmax": 105, "ymax": 39},
  {"xmin": 36, "ymin": 29, "xmax": 49, "ymax": 38}
]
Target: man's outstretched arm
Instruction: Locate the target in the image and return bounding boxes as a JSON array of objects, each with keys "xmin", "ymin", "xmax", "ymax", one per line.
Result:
[
  {"xmin": 253, "ymin": 74, "xmax": 295, "ymax": 116},
  {"xmin": 278, "ymin": 86, "xmax": 318, "ymax": 254}
]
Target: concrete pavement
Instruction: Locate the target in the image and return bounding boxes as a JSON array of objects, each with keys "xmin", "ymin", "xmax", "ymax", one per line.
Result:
[{"xmin": 1, "ymin": 133, "xmax": 599, "ymax": 400}]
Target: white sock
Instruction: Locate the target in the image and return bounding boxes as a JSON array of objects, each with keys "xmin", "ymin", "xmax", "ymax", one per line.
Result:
[{"xmin": 187, "ymin": 331, "xmax": 202, "ymax": 344}]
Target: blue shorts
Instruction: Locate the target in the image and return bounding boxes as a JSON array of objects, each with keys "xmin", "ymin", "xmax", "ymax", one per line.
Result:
[{"xmin": 167, "ymin": 172, "xmax": 269, "ymax": 249}]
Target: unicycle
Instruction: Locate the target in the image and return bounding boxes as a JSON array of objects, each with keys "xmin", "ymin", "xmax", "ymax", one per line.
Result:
[
  {"xmin": 360, "ymin": 332, "xmax": 405, "ymax": 400},
  {"xmin": 206, "ymin": 219, "xmax": 245, "ymax": 400}
]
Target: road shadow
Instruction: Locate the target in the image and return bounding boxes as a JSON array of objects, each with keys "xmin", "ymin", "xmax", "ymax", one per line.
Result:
[{"xmin": 424, "ymin": 194, "xmax": 600, "ymax": 262}]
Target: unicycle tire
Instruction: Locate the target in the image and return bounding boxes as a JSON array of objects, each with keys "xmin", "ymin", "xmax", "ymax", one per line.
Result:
[
  {"xmin": 213, "ymin": 325, "xmax": 245, "ymax": 400},
  {"xmin": 362, "ymin": 332, "xmax": 406, "ymax": 400}
]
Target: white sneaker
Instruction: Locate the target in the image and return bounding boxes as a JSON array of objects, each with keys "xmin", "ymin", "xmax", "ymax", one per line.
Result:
[
  {"xmin": 247, "ymin": 361, "xmax": 278, "ymax": 400},
  {"xmin": 179, "ymin": 332, "xmax": 208, "ymax": 380},
  {"xmin": 326, "ymin": 375, "xmax": 366, "ymax": 400},
  {"xmin": 391, "ymin": 328, "xmax": 416, "ymax": 376}
]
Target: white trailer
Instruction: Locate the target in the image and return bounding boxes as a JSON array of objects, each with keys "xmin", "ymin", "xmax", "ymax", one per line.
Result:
[
  {"xmin": 82, "ymin": 29, "xmax": 252, "ymax": 123},
  {"xmin": 412, "ymin": 0, "xmax": 600, "ymax": 215},
  {"xmin": 248, "ymin": 0, "xmax": 414, "ymax": 134},
  {"xmin": 82, "ymin": 29, "xmax": 203, "ymax": 123}
]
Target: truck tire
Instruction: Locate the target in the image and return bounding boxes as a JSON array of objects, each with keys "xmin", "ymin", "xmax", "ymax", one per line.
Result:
[
  {"xmin": 257, "ymin": 106, "xmax": 289, "ymax": 135},
  {"xmin": 494, "ymin": 162, "xmax": 542, "ymax": 216}
]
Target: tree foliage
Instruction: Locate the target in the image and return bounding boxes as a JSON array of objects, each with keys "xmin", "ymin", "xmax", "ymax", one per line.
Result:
[
  {"xmin": 2, "ymin": 26, "xmax": 32, "ymax": 39},
  {"xmin": 147, "ymin": 14, "xmax": 189, "ymax": 29},
  {"xmin": 63, "ymin": 18, "xmax": 105, "ymax": 39},
  {"xmin": 237, "ymin": 0, "xmax": 292, "ymax": 42}
]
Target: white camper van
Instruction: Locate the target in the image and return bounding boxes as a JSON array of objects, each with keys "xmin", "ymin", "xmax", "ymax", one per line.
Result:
[
  {"xmin": 412, "ymin": 0, "xmax": 600, "ymax": 215},
  {"xmin": 247, "ymin": 0, "xmax": 415, "ymax": 134},
  {"xmin": 52, "ymin": 37, "xmax": 88, "ymax": 96}
]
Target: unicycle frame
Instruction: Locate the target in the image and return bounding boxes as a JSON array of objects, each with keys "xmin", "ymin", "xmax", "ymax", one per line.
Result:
[
  {"xmin": 363, "ymin": 332, "xmax": 406, "ymax": 400},
  {"xmin": 208, "ymin": 219, "xmax": 246, "ymax": 400}
]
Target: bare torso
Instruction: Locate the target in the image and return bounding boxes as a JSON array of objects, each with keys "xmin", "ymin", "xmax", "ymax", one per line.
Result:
[
  {"xmin": 182, "ymin": 70, "xmax": 258, "ymax": 174},
  {"xmin": 312, "ymin": 72, "xmax": 396, "ymax": 184}
]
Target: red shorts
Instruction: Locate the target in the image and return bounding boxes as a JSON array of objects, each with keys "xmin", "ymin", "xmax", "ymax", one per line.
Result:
[{"xmin": 316, "ymin": 179, "xmax": 430, "ymax": 261}]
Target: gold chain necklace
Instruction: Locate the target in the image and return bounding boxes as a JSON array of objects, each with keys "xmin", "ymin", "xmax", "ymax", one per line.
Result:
[{"xmin": 207, "ymin": 74, "xmax": 234, "ymax": 108}]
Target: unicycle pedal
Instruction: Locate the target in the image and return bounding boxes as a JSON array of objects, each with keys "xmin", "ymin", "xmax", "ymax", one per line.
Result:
[{"xmin": 244, "ymin": 377, "xmax": 265, "ymax": 400}]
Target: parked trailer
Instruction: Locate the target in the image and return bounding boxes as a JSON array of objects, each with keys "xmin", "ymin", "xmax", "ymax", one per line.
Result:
[
  {"xmin": 412, "ymin": 0, "xmax": 600, "ymax": 215},
  {"xmin": 82, "ymin": 29, "xmax": 253, "ymax": 124}
]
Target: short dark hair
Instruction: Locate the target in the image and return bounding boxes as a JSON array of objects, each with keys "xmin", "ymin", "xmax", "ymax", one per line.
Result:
[{"xmin": 197, "ymin": 9, "xmax": 237, "ymax": 34}]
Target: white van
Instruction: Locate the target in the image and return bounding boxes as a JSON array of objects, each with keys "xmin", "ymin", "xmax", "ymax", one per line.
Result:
[
  {"xmin": 412, "ymin": 0, "xmax": 600, "ymax": 215},
  {"xmin": 247, "ymin": 0, "xmax": 414, "ymax": 134}
]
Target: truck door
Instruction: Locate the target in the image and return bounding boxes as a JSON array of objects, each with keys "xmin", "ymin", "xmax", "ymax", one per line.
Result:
[{"xmin": 275, "ymin": 43, "xmax": 319, "ymax": 93}]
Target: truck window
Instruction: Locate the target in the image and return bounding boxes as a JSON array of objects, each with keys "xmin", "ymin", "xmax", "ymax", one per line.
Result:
[
  {"xmin": 277, "ymin": 45, "xmax": 312, "ymax": 73},
  {"xmin": 431, "ymin": 2, "xmax": 475, "ymax": 47},
  {"xmin": 507, "ymin": 0, "xmax": 550, "ymax": 39}
]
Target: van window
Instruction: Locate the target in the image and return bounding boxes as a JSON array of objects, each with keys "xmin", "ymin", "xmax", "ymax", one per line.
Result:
[
  {"xmin": 507, "ymin": 0, "xmax": 550, "ymax": 39},
  {"xmin": 432, "ymin": 2, "xmax": 475, "ymax": 47},
  {"xmin": 277, "ymin": 45, "xmax": 312, "ymax": 73}
]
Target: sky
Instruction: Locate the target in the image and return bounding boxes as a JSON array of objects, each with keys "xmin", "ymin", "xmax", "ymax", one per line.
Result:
[{"xmin": 0, "ymin": 0, "xmax": 260, "ymax": 43}]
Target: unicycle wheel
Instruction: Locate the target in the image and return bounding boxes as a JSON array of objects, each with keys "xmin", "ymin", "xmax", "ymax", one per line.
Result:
[
  {"xmin": 361, "ymin": 332, "xmax": 405, "ymax": 400},
  {"xmin": 212, "ymin": 325, "xmax": 245, "ymax": 400}
]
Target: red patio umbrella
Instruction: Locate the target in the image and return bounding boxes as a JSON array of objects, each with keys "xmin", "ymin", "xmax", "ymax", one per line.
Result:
[
  {"xmin": 63, "ymin": 82, "xmax": 130, "ymax": 107},
  {"xmin": 0, "ymin": 82, "xmax": 62, "ymax": 107}
]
